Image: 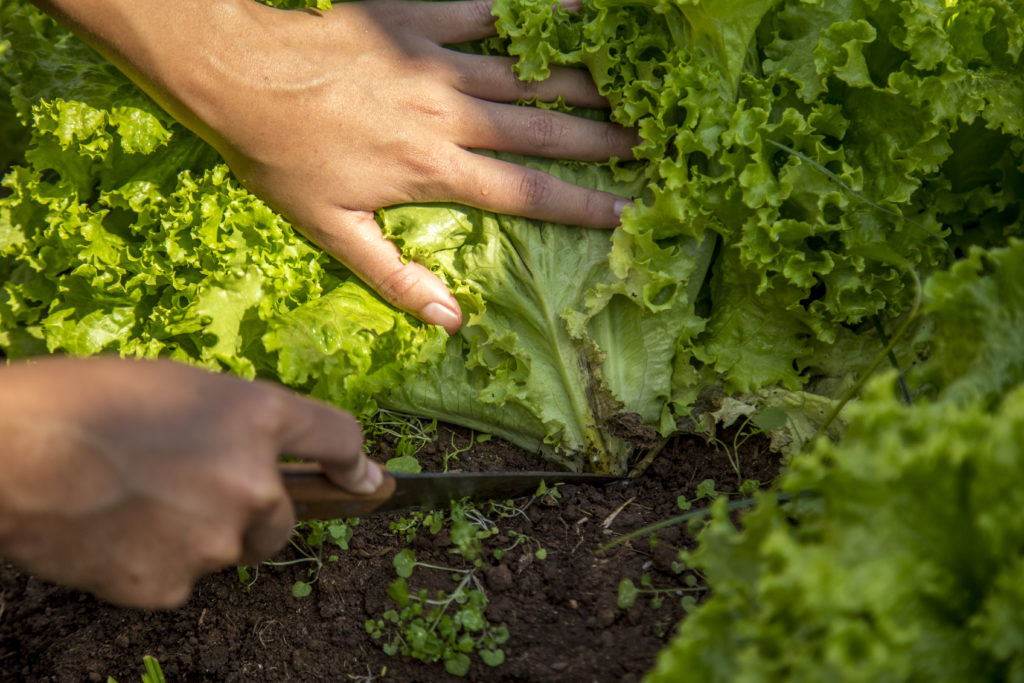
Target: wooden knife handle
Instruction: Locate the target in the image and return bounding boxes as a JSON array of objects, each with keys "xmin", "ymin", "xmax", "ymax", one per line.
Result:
[{"xmin": 279, "ymin": 462, "xmax": 396, "ymax": 520}]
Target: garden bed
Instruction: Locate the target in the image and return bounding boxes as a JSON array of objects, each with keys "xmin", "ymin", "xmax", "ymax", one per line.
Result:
[{"xmin": 0, "ymin": 423, "xmax": 778, "ymax": 681}]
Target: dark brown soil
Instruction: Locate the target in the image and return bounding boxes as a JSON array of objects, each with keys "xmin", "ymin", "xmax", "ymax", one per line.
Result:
[{"xmin": 0, "ymin": 423, "xmax": 780, "ymax": 682}]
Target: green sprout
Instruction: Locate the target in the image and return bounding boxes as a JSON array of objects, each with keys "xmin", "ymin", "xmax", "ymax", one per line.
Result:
[{"xmin": 367, "ymin": 549, "xmax": 508, "ymax": 677}]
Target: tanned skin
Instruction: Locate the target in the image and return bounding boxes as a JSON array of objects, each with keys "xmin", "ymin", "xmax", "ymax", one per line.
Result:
[{"xmin": 2, "ymin": 0, "xmax": 635, "ymax": 608}]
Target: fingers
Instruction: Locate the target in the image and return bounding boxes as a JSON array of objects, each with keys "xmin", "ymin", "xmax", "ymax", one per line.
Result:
[
  {"xmin": 411, "ymin": 0, "xmax": 499, "ymax": 45},
  {"xmin": 461, "ymin": 100, "xmax": 638, "ymax": 162},
  {"xmin": 447, "ymin": 152, "xmax": 631, "ymax": 228},
  {"xmin": 403, "ymin": 0, "xmax": 584, "ymax": 45},
  {"xmin": 270, "ymin": 389, "xmax": 384, "ymax": 494},
  {"xmin": 240, "ymin": 494, "xmax": 295, "ymax": 566},
  {"xmin": 448, "ymin": 54, "xmax": 608, "ymax": 108},
  {"xmin": 307, "ymin": 208, "xmax": 463, "ymax": 333}
]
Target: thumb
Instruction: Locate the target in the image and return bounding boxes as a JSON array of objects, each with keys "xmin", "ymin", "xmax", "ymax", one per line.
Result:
[{"xmin": 310, "ymin": 208, "xmax": 463, "ymax": 334}]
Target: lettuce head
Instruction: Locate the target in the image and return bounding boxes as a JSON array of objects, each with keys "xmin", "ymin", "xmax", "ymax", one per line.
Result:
[{"xmin": 1, "ymin": 0, "xmax": 1022, "ymax": 474}]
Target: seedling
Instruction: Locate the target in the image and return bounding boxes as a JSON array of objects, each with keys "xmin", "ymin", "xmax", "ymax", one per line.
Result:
[
  {"xmin": 385, "ymin": 454, "xmax": 422, "ymax": 473},
  {"xmin": 441, "ymin": 432, "xmax": 477, "ymax": 472},
  {"xmin": 492, "ymin": 529, "xmax": 547, "ymax": 561},
  {"xmin": 106, "ymin": 655, "xmax": 165, "ymax": 683},
  {"xmin": 375, "ymin": 486, "xmax": 555, "ymax": 674},
  {"xmin": 258, "ymin": 517, "xmax": 359, "ymax": 598},
  {"xmin": 617, "ymin": 574, "xmax": 706, "ymax": 610},
  {"xmin": 694, "ymin": 478, "xmax": 718, "ymax": 501},
  {"xmin": 367, "ymin": 549, "xmax": 508, "ymax": 677},
  {"xmin": 364, "ymin": 410, "xmax": 436, "ymax": 470},
  {"xmin": 389, "ymin": 500, "xmax": 502, "ymax": 566}
]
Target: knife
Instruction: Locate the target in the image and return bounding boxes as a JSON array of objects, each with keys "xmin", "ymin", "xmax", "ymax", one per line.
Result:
[{"xmin": 280, "ymin": 462, "xmax": 625, "ymax": 519}]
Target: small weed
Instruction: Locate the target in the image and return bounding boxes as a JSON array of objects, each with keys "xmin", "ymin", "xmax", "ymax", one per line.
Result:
[
  {"xmin": 258, "ymin": 517, "xmax": 359, "ymax": 598},
  {"xmin": 492, "ymin": 529, "xmax": 547, "ymax": 562},
  {"xmin": 694, "ymin": 478, "xmax": 718, "ymax": 501},
  {"xmin": 441, "ymin": 432, "xmax": 478, "ymax": 472},
  {"xmin": 389, "ymin": 511, "xmax": 427, "ymax": 544},
  {"xmin": 347, "ymin": 665, "xmax": 388, "ymax": 682},
  {"xmin": 678, "ymin": 478, "xmax": 760, "ymax": 512},
  {"xmin": 447, "ymin": 502, "xmax": 499, "ymax": 565},
  {"xmin": 367, "ymin": 549, "xmax": 508, "ymax": 676},
  {"xmin": 616, "ymin": 573, "xmax": 706, "ymax": 611},
  {"xmin": 236, "ymin": 564, "xmax": 259, "ymax": 591},
  {"xmin": 374, "ymin": 490, "xmax": 554, "ymax": 676},
  {"xmin": 389, "ymin": 493, "xmax": 551, "ymax": 567},
  {"xmin": 695, "ymin": 410, "xmax": 777, "ymax": 482},
  {"xmin": 106, "ymin": 655, "xmax": 165, "ymax": 683},
  {"xmin": 365, "ymin": 410, "xmax": 437, "ymax": 462}
]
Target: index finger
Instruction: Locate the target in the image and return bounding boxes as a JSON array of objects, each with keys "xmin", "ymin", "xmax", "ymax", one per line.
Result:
[{"xmin": 272, "ymin": 390, "xmax": 382, "ymax": 495}]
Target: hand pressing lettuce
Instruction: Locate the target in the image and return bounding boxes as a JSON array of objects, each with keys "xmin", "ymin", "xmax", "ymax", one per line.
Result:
[
  {"xmin": 0, "ymin": 0, "xmax": 636, "ymax": 608},
  {"xmin": 3, "ymin": 0, "xmax": 1023, "ymax": 478},
  {"xmin": 26, "ymin": 0, "xmax": 636, "ymax": 333}
]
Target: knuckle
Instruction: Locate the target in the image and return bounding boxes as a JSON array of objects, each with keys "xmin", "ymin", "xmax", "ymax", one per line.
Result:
[
  {"xmin": 114, "ymin": 564, "xmax": 194, "ymax": 609},
  {"xmin": 516, "ymin": 172, "xmax": 553, "ymax": 210},
  {"xmin": 606, "ymin": 124, "xmax": 636, "ymax": 156},
  {"xmin": 511, "ymin": 71, "xmax": 540, "ymax": 98},
  {"xmin": 525, "ymin": 113, "xmax": 564, "ymax": 151},
  {"xmin": 374, "ymin": 3, "xmax": 418, "ymax": 32},
  {"xmin": 150, "ymin": 582, "xmax": 194, "ymax": 610},
  {"xmin": 195, "ymin": 528, "xmax": 245, "ymax": 571},
  {"xmin": 236, "ymin": 473, "xmax": 283, "ymax": 515},
  {"xmin": 376, "ymin": 262, "xmax": 424, "ymax": 307},
  {"xmin": 466, "ymin": 0, "xmax": 497, "ymax": 31},
  {"xmin": 580, "ymin": 190, "xmax": 607, "ymax": 225},
  {"xmin": 410, "ymin": 93, "xmax": 455, "ymax": 125},
  {"xmin": 241, "ymin": 386, "xmax": 292, "ymax": 438},
  {"xmin": 402, "ymin": 144, "xmax": 455, "ymax": 186}
]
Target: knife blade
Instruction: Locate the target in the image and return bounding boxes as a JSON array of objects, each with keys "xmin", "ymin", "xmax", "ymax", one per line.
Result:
[{"xmin": 280, "ymin": 462, "xmax": 625, "ymax": 520}]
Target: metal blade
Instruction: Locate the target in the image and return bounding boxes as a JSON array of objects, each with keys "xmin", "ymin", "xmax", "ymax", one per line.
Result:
[
  {"xmin": 378, "ymin": 471, "xmax": 624, "ymax": 513},
  {"xmin": 281, "ymin": 462, "xmax": 625, "ymax": 519}
]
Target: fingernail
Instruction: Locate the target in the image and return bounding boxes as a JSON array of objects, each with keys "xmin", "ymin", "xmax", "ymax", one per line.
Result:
[
  {"xmin": 353, "ymin": 460, "xmax": 384, "ymax": 495},
  {"xmin": 614, "ymin": 199, "xmax": 633, "ymax": 217},
  {"xmin": 421, "ymin": 302, "xmax": 462, "ymax": 333},
  {"xmin": 558, "ymin": 0, "xmax": 582, "ymax": 11}
]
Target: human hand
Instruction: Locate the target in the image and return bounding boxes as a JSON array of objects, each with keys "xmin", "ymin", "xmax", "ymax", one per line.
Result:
[
  {"xmin": 0, "ymin": 356, "xmax": 379, "ymax": 608},
  {"xmin": 197, "ymin": 1, "xmax": 637, "ymax": 333},
  {"xmin": 46, "ymin": 0, "xmax": 638, "ymax": 333}
]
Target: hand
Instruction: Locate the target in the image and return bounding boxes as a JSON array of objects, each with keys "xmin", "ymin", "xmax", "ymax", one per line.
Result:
[
  {"xmin": 0, "ymin": 356, "xmax": 379, "ymax": 608},
  {"xmin": 183, "ymin": 0, "xmax": 638, "ymax": 332},
  {"xmin": 33, "ymin": 0, "xmax": 638, "ymax": 333}
]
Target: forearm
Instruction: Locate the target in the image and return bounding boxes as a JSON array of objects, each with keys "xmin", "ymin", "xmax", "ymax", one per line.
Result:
[{"xmin": 28, "ymin": 0, "xmax": 278, "ymax": 148}]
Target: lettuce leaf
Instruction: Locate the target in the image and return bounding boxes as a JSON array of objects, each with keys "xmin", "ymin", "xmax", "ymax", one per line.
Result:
[
  {"xmin": 648, "ymin": 233, "xmax": 1024, "ymax": 681},
  {"xmin": 0, "ymin": 0, "xmax": 713, "ymax": 471},
  {"xmin": 2, "ymin": 0, "xmax": 1023, "ymax": 475}
]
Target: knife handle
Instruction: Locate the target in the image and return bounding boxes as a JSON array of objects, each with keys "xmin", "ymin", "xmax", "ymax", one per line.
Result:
[{"xmin": 280, "ymin": 462, "xmax": 396, "ymax": 520}]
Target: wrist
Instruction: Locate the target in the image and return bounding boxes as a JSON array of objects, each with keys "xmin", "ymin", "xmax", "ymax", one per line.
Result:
[{"xmin": 31, "ymin": 0, "xmax": 262, "ymax": 146}]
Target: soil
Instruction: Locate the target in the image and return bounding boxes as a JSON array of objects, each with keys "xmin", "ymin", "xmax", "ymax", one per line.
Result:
[{"xmin": 0, "ymin": 423, "xmax": 780, "ymax": 682}]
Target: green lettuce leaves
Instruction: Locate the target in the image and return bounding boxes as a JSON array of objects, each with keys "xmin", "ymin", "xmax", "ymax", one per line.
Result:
[
  {"xmin": 2, "ymin": 0, "xmax": 1023, "ymax": 475},
  {"xmin": 0, "ymin": 0, "xmax": 712, "ymax": 471},
  {"xmin": 648, "ymin": 240, "xmax": 1024, "ymax": 680}
]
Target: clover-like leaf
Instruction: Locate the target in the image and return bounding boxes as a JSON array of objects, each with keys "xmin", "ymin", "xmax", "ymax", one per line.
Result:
[
  {"xmin": 393, "ymin": 548, "xmax": 416, "ymax": 578},
  {"xmin": 617, "ymin": 578, "xmax": 638, "ymax": 609}
]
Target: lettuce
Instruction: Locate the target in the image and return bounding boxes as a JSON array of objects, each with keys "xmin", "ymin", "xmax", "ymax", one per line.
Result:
[
  {"xmin": 648, "ymin": 244, "xmax": 1024, "ymax": 682},
  {"xmin": 2, "ymin": 0, "xmax": 1023, "ymax": 475},
  {"xmin": 649, "ymin": 385, "xmax": 1024, "ymax": 682}
]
